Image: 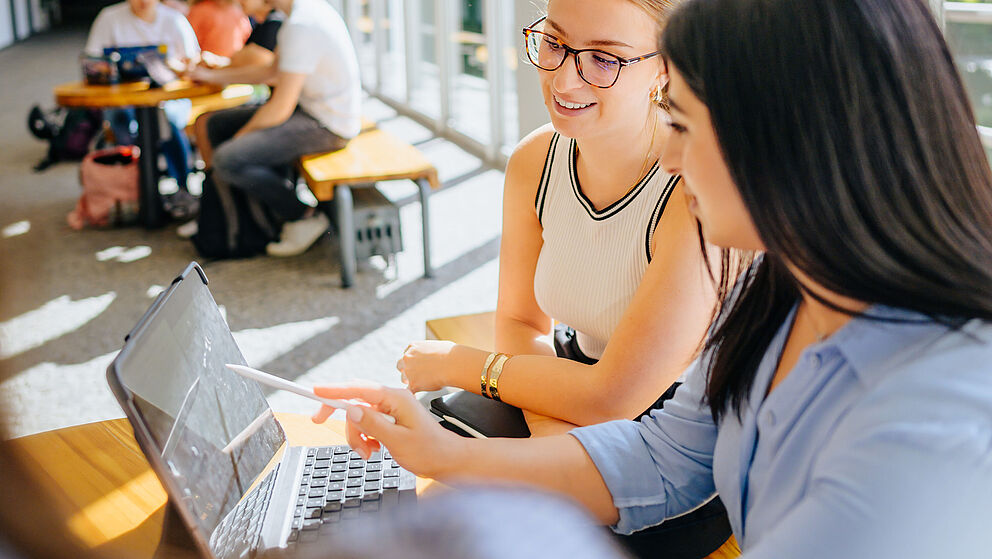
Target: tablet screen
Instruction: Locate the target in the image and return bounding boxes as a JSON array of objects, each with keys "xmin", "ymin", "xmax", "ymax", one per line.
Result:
[{"xmin": 111, "ymin": 271, "xmax": 285, "ymax": 538}]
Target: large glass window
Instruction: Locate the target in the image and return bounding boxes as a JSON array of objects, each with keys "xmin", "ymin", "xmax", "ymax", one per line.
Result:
[
  {"xmin": 377, "ymin": 0, "xmax": 407, "ymax": 102},
  {"xmin": 449, "ymin": 0, "xmax": 492, "ymax": 145},
  {"xmin": 343, "ymin": 2, "xmax": 992, "ymax": 168},
  {"xmin": 355, "ymin": 0, "xmax": 377, "ymax": 91},
  {"xmin": 339, "ymin": 0, "xmax": 528, "ymax": 167},
  {"xmin": 500, "ymin": 1, "xmax": 521, "ymax": 154},
  {"xmin": 408, "ymin": 0, "xmax": 441, "ymax": 119},
  {"xmin": 944, "ymin": 1, "xmax": 992, "ymax": 164}
]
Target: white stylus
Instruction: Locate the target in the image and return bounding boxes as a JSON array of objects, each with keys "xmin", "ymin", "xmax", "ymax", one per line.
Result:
[
  {"xmin": 226, "ymin": 364, "xmax": 350, "ymax": 410},
  {"xmin": 225, "ymin": 364, "xmax": 396, "ymax": 424}
]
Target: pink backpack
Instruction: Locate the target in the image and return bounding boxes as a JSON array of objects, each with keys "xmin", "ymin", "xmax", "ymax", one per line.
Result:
[{"xmin": 67, "ymin": 146, "xmax": 140, "ymax": 229}]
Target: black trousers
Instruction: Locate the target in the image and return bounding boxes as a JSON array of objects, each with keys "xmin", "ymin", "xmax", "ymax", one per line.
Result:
[
  {"xmin": 207, "ymin": 106, "xmax": 346, "ymax": 222},
  {"xmin": 554, "ymin": 324, "xmax": 732, "ymax": 559}
]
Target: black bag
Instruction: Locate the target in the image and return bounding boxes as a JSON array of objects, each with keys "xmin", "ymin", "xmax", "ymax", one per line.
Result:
[
  {"xmin": 191, "ymin": 171, "xmax": 278, "ymax": 259},
  {"xmin": 429, "ymin": 391, "xmax": 531, "ymax": 439},
  {"xmin": 28, "ymin": 105, "xmax": 104, "ymax": 171}
]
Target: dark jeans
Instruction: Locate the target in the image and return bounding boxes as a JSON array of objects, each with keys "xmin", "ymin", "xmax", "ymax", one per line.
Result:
[
  {"xmin": 106, "ymin": 102, "xmax": 193, "ymax": 190},
  {"xmin": 553, "ymin": 324, "xmax": 732, "ymax": 559},
  {"xmin": 207, "ymin": 106, "xmax": 347, "ymax": 222}
]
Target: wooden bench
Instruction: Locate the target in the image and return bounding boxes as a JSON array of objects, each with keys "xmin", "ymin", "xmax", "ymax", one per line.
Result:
[{"xmin": 300, "ymin": 128, "xmax": 440, "ymax": 287}]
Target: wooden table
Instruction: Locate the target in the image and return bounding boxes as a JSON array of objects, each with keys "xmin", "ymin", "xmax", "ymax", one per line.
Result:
[
  {"xmin": 4, "ymin": 413, "xmax": 432, "ymax": 558},
  {"xmin": 54, "ymin": 80, "xmax": 224, "ymax": 228},
  {"xmin": 7, "ymin": 411, "xmax": 739, "ymax": 559},
  {"xmin": 426, "ymin": 310, "xmax": 496, "ymax": 349}
]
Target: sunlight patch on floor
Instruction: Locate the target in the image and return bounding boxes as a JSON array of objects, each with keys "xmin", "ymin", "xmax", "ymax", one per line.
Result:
[
  {"xmin": 96, "ymin": 246, "xmax": 152, "ymax": 263},
  {"xmin": 375, "ymin": 170, "xmax": 503, "ymax": 299},
  {"xmin": 272, "ymin": 258, "xmax": 500, "ymax": 418},
  {"xmin": 233, "ymin": 316, "xmax": 340, "ymax": 368},
  {"xmin": 0, "ymin": 292, "xmax": 116, "ymax": 359},
  {"xmin": 146, "ymin": 285, "xmax": 165, "ymax": 298},
  {"xmin": 0, "ymin": 350, "xmax": 123, "ymax": 438},
  {"xmin": 1, "ymin": 316, "xmax": 342, "ymax": 438},
  {"xmin": 2, "ymin": 220, "xmax": 30, "ymax": 238}
]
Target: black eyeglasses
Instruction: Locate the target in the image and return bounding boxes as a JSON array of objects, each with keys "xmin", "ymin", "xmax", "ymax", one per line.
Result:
[{"xmin": 521, "ymin": 17, "xmax": 662, "ymax": 89}]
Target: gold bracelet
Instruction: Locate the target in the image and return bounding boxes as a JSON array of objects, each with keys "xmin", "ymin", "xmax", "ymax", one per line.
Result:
[
  {"xmin": 480, "ymin": 352, "xmax": 497, "ymax": 398},
  {"xmin": 488, "ymin": 353, "xmax": 511, "ymax": 402}
]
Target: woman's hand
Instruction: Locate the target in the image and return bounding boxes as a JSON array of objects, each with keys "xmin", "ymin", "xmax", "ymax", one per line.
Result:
[
  {"xmin": 311, "ymin": 383, "xmax": 461, "ymax": 479},
  {"xmin": 396, "ymin": 340, "xmax": 459, "ymax": 393},
  {"xmin": 188, "ymin": 63, "xmax": 215, "ymax": 83}
]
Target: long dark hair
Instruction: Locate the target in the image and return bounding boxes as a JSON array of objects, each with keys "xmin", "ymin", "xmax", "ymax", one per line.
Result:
[{"xmin": 662, "ymin": 0, "xmax": 992, "ymax": 421}]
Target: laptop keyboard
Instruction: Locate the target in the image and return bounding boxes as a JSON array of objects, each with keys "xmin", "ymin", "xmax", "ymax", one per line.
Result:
[
  {"xmin": 211, "ymin": 466, "xmax": 280, "ymax": 558},
  {"xmin": 210, "ymin": 444, "xmax": 416, "ymax": 558},
  {"xmin": 289, "ymin": 445, "xmax": 414, "ymax": 547}
]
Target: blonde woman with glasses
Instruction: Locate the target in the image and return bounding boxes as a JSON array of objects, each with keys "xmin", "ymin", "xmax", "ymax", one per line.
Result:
[{"xmin": 395, "ymin": 0, "xmax": 731, "ymax": 556}]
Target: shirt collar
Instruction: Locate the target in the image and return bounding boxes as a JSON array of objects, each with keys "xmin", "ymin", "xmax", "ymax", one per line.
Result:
[{"xmin": 822, "ymin": 305, "xmax": 985, "ymax": 386}]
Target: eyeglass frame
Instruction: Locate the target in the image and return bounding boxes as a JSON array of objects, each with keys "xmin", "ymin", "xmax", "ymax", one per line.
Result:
[{"xmin": 521, "ymin": 16, "xmax": 663, "ymax": 89}]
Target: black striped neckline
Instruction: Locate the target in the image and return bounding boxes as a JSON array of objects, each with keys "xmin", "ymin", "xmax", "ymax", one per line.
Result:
[{"xmin": 568, "ymin": 139, "xmax": 660, "ymax": 221}]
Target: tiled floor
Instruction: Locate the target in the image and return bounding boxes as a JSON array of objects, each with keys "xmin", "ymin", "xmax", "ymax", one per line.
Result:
[{"xmin": 0, "ymin": 27, "xmax": 505, "ymax": 438}]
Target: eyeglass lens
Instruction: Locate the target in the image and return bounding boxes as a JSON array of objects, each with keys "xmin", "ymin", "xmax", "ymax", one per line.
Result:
[{"xmin": 525, "ymin": 31, "xmax": 621, "ymax": 88}]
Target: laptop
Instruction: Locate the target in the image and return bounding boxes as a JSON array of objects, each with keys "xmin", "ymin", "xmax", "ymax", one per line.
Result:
[
  {"xmin": 104, "ymin": 45, "xmax": 165, "ymax": 82},
  {"xmin": 106, "ymin": 262, "xmax": 416, "ymax": 558}
]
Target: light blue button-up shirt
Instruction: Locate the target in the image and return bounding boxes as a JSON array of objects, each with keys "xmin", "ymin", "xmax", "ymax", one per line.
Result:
[{"xmin": 571, "ymin": 306, "xmax": 992, "ymax": 557}]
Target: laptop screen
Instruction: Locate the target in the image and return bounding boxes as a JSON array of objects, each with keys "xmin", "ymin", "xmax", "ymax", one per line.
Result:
[
  {"xmin": 110, "ymin": 268, "xmax": 285, "ymax": 539},
  {"xmin": 103, "ymin": 45, "xmax": 165, "ymax": 82}
]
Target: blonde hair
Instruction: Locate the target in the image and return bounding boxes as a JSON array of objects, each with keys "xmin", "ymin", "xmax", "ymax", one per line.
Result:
[
  {"xmin": 625, "ymin": 0, "xmax": 680, "ymax": 109},
  {"xmin": 625, "ymin": 0, "xmax": 680, "ymax": 25}
]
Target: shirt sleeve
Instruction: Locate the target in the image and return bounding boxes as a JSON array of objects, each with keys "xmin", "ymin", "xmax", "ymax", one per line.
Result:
[
  {"xmin": 276, "ymin": 22, "xmax": 321, "ymax": 75},
  {"xmin": 170, "ymin": 12, "xmax": 201, "ymax": 60},
  {"xmin": 569, "ymin": 358, "xmax": 720, "ymax": 535},
  {"xmin": 741, "ymin": 371, "xmax": 992, "ymax": 558}
]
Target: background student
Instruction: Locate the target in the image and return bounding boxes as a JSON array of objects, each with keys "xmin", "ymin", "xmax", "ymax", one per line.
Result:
[
  {"xmin": 186, "ymin": 0, "xmax": 252, "ymax": 59},
  {"xmin": 184, "ymin": 0, "xmax": 284, "ymax": 194},
  {"xmin": 84, "ymin": 0, "xmax": 201, "ymax": 219},
  {"xmin": 314, "ymin": 0, "xmax": 992, "ymax": 556},
  {"xmin": 228, "ymin": 0, "xmax": 283, "ymax": 70},
  {"xmin": 190, "ymin": 0, "xmax": 361, "ymax": 257}
]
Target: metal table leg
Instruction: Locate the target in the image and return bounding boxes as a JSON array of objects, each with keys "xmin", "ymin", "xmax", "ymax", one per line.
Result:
[
  {"xmin": 335, "ymin": 184, "xmax": 357, "ymax": 288},
  {"xmin": 135, "ymin": 106, "xmax": 166, "ymax": 229},
  {"xmin": 417, "ymin": 178, "xmax": 433, "ymax": 278}
]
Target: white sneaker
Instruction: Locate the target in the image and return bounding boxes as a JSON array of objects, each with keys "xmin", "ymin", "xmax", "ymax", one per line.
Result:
[
  {"xmin": 266, "ymin": 212, "xmax": 330, "ymax": 257},
  {"xmin": 176, "ymin": 219, "xmax": 198, "ymax": 239}
]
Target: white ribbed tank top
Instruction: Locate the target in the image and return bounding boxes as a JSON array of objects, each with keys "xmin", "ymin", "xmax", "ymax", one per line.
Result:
[{"xmin": 533, "ymin": 133, "xmax": 680, "ymax": 359}]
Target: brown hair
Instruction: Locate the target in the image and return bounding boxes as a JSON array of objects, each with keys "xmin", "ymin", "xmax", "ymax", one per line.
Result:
[{"xmin": 664, "ymin": 0, "xmax": 992, "ymax": 421}]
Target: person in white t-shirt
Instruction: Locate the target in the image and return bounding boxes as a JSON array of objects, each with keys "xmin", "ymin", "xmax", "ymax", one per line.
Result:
[
  {"xmin": 85, "ymin": 0, "xmax": 202, "ymax": 219},
  {"xmin": 190, "ymin": 0, "xmax": 361, "ymax": 257},
  {"xmin": 85, "ymin": 0, "xmax": 199, "ymax": 61}
]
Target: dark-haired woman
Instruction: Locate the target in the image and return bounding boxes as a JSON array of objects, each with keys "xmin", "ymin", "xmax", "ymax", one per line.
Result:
[{"xmin": 313, "ymin": 0, "xmax": 992, "ymax": 555}]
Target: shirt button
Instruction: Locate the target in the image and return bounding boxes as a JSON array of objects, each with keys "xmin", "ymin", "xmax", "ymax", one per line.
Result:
[
  {"xmin": 764, "ymin": 410, "xmax": 776, "ymax": 427},
  {"xmin": 810, "ymin": 353, "xmax": 821, "ymax": 368}
]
